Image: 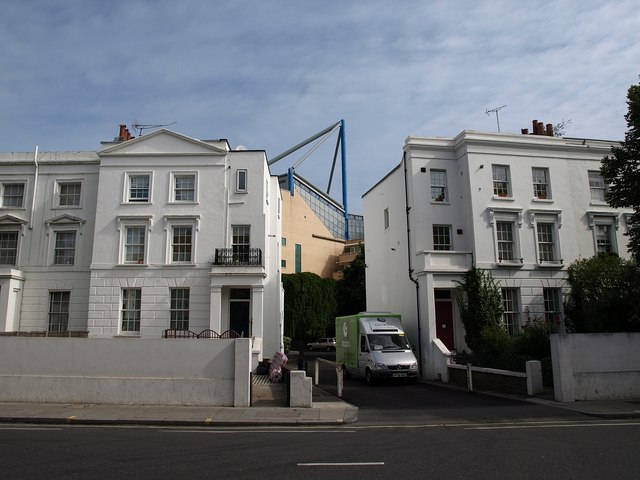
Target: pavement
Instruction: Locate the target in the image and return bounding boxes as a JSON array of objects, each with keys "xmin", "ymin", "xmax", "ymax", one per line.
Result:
[
  {"xmin": 0, "ymin": 384, "xmax": 638, "ymax": 427},
  {"xmin": 0, "ymin": 385, "xmax": 358, "ymax": 427}
]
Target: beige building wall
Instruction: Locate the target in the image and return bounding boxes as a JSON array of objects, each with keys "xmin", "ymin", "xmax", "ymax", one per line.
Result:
[{"xmin": 280, "ymin": 188, "xmax": 344, "ymax": 278}]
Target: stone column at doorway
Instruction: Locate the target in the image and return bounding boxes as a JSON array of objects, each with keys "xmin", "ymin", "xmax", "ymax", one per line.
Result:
[
  {"xmin": 250, "ymin": 285, "xmax": 264, "ymax": 340},
  {"xmin": 209, "ymin": 285, "xmax": 222, "ymax": 333}
]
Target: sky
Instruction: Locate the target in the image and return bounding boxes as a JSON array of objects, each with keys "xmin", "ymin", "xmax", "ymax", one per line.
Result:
[{"xmin": 1, "ymin": 0, "xmax": 639, "ymax": 213}]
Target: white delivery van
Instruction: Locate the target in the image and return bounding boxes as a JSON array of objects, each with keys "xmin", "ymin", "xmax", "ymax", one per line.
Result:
[{"xmin": 336, "ymin": 313, "xmax": 419, "ymax": 385}]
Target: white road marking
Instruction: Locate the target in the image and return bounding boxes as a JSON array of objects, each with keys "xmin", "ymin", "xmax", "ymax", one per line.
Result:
[
  {"xmin": 0, "ymin": 427, "xmax": 63, "ymax": 431},
  {"xmin": 298, "ymin": 462, "xmax": 384, "ymax": 466},
  {"xmin": 467, "ymin": 422, "xmax": 640, "ymax": 430},
  {"xmin": 161, "ymin": 428, "xmax": 356, "ymax": 434}
]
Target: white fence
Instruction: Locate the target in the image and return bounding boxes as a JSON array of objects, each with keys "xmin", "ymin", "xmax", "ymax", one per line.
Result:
[
  {"xmin": 551, "ymin": 333, "xmax": 640, "ymax": 402},
  {"xmin": 0, "ymin": 337, "xmax": 251, "ymax": 406}
]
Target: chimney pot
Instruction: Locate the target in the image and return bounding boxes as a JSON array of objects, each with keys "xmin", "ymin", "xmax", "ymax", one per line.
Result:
[
  {"xmin": 546, "ymin": 123, "xmax": 553, "ymax": 136},
  {"xmin": 521, "ymin": 128, "xmax": 529, "ymax": 135}
]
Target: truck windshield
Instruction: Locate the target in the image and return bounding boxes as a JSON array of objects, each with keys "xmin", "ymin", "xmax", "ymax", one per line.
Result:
[{"xmin": 367, "ymin": 334, "xmax": 410, "ymax": 351}]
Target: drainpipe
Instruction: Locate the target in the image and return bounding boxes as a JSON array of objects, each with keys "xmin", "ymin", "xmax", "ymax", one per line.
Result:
[
  {"xmin": 29, "ymin": 146, "xmax": 39, "ymax": 230},
  {"xmin": 403, "ymin": 151, "xmax": 423, "ymax": 375}
]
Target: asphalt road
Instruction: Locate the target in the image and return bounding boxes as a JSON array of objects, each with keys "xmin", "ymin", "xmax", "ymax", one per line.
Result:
[
  {"xmin": 2, "ymin": 421, "xmax": 639, "ymax": 479},
  {"xmin": 305, "ymin": 351, "xmax": 584, "ymax": 425}
]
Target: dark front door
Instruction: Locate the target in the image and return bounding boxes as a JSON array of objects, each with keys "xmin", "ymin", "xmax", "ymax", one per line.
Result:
[
  {"xmin": 229, "ymin": 288, "xmax": 250, "ymax": 337},
  {"xmin": 435, "ymin": 300, "xmax": 455, "ymax": 350}
]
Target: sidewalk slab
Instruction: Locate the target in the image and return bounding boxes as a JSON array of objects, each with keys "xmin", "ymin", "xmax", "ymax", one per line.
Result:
[{"xmin": 0, "ymin": 387, "xmax": 358, "ymax": 427}]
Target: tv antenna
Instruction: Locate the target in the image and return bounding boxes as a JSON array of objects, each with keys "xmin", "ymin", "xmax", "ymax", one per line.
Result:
[
  {"xmin": 131, "ymin": 120, "xmax": 177, "ymax": 136},
  {"xmin": 485, "ymin": 105, "xmax": 507, "ymax": 132}
]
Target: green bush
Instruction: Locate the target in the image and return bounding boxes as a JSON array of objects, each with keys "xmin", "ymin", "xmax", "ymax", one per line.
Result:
[{"xmin": 474, "ymin": 323, "xmax": 517, "ymax": 371}]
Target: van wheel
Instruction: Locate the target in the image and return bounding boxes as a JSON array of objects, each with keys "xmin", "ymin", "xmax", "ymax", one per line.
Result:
[
  {"xmin": 326, "ymin": 346, "xmax": 331, "ymax": 352},
  {"xmin": 365, "ymin": 368, "xmax": 376, "ymax": 386}
]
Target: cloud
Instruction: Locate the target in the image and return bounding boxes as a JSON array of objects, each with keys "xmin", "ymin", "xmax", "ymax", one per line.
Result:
[{"xmin": 1, "ymin": 0, "xmax": 639, "ymax": 211}]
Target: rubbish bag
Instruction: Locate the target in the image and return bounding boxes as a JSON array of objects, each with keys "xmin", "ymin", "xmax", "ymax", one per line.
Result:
[{"xmin": 269, "ymin": 351, "xmax": 288, "ymax": 383}]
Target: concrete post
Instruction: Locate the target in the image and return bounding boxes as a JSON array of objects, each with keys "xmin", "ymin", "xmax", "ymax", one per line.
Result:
[{"xmin": 526, "ymin": 360, "xmax": 543, "ymax": 396}]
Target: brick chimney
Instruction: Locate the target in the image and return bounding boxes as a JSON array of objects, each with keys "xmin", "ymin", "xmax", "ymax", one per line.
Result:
[
  {"xmin": 522, "ymin": 120, "xmax": 554, "ymax": 136},
  {"xmin": 116, "ymin": 124, "xmax": 135, "ymax": 141}
]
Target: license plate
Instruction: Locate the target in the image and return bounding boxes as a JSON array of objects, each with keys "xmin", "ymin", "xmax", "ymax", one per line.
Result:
[{"xmin": 392, "ymin": 373, "xmax": 407, "ymax": 378}]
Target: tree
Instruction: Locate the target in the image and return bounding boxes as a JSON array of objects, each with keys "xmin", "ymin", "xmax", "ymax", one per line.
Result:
[
  {"xmin": 564, "ymin": 254, "xmax": 640, "ymax": 333},
  {"xmin": 335, "ymin": 246, "xmax": 366, "ymax": 316},
  {"xmin": 282, "ymin": 272, "xmax": 337, "ymax": 341},
  {"xmin": 601, "ymin": 79, "xmax": 640, "ymax": 260},
  {"xmin": 455, "ymin": 267, "xmax": 504, "ymax": 352}
]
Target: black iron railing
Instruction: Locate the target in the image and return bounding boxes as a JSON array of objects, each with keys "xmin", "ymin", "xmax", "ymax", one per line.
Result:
[{"xmin": 213, "ymin": 248, "xmax": 262, "ymax": 266}]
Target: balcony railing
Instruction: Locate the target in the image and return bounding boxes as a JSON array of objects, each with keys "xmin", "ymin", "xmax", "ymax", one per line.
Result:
[{"xmin": 213, "ymin": 248, "xmax": 263, "ymax": 266}]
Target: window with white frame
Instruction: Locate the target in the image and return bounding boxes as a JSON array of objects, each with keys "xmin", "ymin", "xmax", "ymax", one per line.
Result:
[
  {"xmin": 127, "ymin": 173, "xmax": 151, "ymax": 203},
  {"xmin": 48, "ymin": 291, "xmax": 70, "ymax": 332},
  {"xmin": 543, "ymin": 288, "xmax": 562, "ymax": 326},
  {"xmin": 170, "ymin": 288, "xmax": 190, "ymax": 330},
  {"xmin": 501, "ymin": 288, "xmax": 520, "ymax": 335},
  {"xmin": 125, "ymin": 226, "xmax": 146, "ymax": 264},
  {"xmin": 0, "ymin": 230, "xmax": 19, "ymax": 265},
  {"xmin": 432, "ymin": 225, "xmax": 452, "ymax": 250},
  {"xmin": 232, "ymin": 225, "xmax": 250, "ymax": 263},
  {"xmin": 588, "ymin": 214, "xmax": 618, "ymax": 254},
  {"xmin": 531, "ymin": 212, "xmax": 562, "ymax": 265},
  {"xmin": 383, "ymin": 208, "xmax": 390, "ymax": 230},
  {"xmin": 171, "ymin": 225, "xmax": 193, "ymax": 263},
  {"xmin": 536, "ymin": 223, "xmax": 557, "ymax": 262},
  {"xmin": 53, "ymin": 231, "xmax": 76, "ymax": 265},
  {"xmin": 588, "ymin": 171, "xmax": 607, "ymax": 202},
  {"xmin": 595, "ymin": 224, "xmax": 614, "ymax": 253},
  {"xmin": 121, "ymin": 288, "xmax": 141, "ymax": 333},
  {"xmin": 1, "ymin": 183, "xmax": 25, "ymax": 208},
  {"xmin": 496, "ymin": 221, "xmax": 516, "ymax": 261},
  {"xmin": 172, "ymin": 173, "xmax": 196, "ymax": 202},
  {"xmin": 430, "ymin": 169, "xmax": 448, "ymax": 202},
  {"xmin": 236, "ymin": 169, "xmax": 247, "ymax": 193},
  {"xmin": 491, "ymin": 209, "xmax": 522, "ymax": 264},
  {"xmin": 492, "ymin": 165, "xmax": 511, "ymax": 197},
  {"xmin": 532, "ymin": 167, "xmax": 550, "ymax": 199},
  {"xmin": 58, "ymin": 181, "xmax": 81, "ymax": 207}
]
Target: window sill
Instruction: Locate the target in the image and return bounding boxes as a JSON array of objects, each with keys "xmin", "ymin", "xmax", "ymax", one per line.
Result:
[
  {"xmin": 537, "ymin": 262, "xmax": 564, "ymax": 268},
  {"xmin": 117, "ymin": 263, "xmax": 147, "ymax": 267},
  {"xmin": 532, "ymin": 198, "xmax": 554, "ymax": 203},
  {"xmin": 52, "ymin": 205, "xmax": 82, "ymax": 210},
  {"xmin": 163, "ymin": 263, "xmax": 196, "ymax": 267},
  {"xmin": 122, "ymin": 201, "xmax": 153, "ymax": 206},
  {"xmin": 167, "ymin": 201, "xmax": 199, "ymax": 205},
  {"xmin": 492, "ymin": 196, "xmax": 515, "ymax": 202},
  {"xmin": 430, "ymin": 200, "xmax": 450, "ymax": 205},
  {"xmin": 115, "ymin": 334, "xmax": 141, "ymax": 338},
  {"xmin": 496, "ymin": 261, "xmax": 523, "ymax": 268},
  {"xmin": 589, "ymin": 200, "xmax": 609, "ymax": 207}
]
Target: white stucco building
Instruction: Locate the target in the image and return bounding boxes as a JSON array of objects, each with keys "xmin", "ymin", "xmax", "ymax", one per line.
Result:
[
  {"xmin": 363, "ymin": 127, "xmax": 632, "ymax": 380},
  {"xmin": 0, "ymin": 128, "xmax": 283, "ymax": 362}
]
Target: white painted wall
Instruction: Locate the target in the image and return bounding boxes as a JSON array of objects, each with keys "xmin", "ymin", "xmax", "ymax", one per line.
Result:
[
  {"xmin": 551, "ymin": 333, "xmax": 640, "ymax": 401},
  {"xmin": 364, "ymin": 130, "xmax": 632, "ymax": 380},
  {"xmin": 0, "ymin": 151, "xmax": 99, "ymax": 332},
  {"xmin": 0, "ymin": 337, "xmax": 251, "ymax": 406}
]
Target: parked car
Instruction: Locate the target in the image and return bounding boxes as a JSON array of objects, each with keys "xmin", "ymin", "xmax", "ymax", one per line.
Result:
[{"xmin": 306, "ymin": 337, "xmax": 336, "ymax": 351}]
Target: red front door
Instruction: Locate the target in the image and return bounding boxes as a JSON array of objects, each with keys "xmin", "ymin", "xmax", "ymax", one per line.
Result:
[{"xmin": 435, "ymin": 300, "xmax": 455, "ymax": 350}]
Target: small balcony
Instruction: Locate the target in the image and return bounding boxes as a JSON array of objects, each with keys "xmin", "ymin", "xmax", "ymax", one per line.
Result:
[{"xmin": 213, "ymin": 248, "xmax": 263, "ymax": 266}]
